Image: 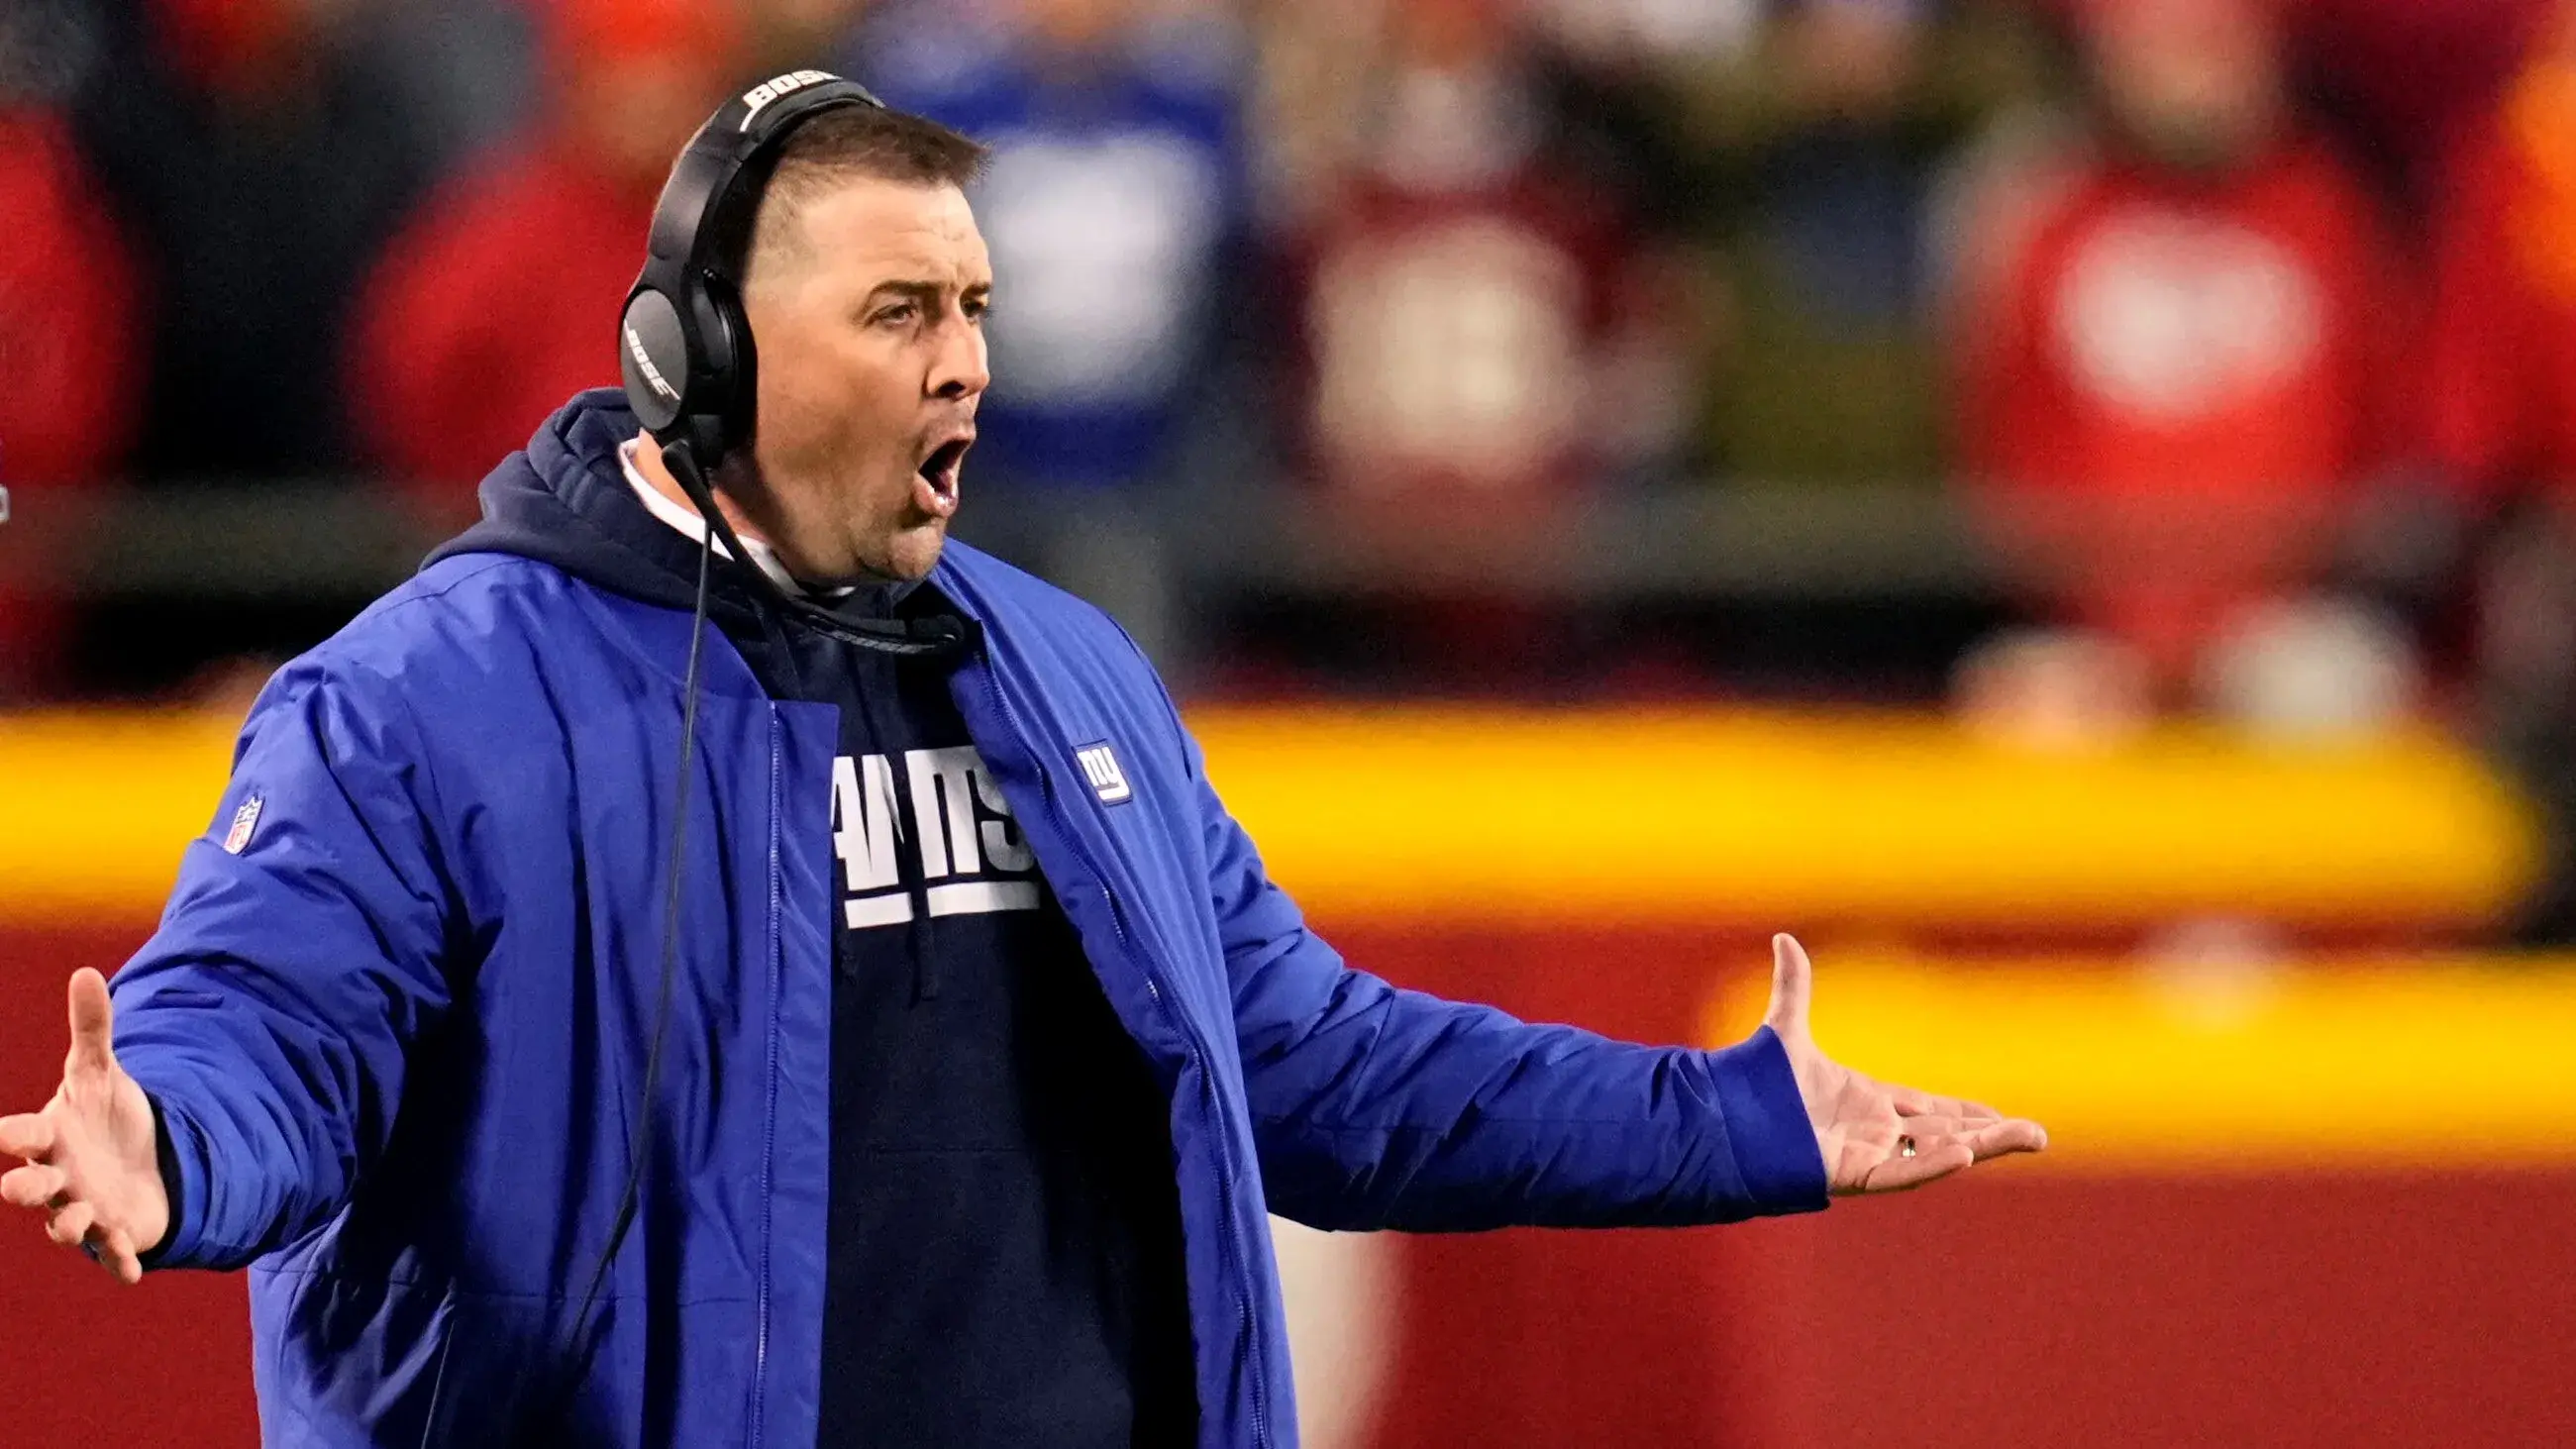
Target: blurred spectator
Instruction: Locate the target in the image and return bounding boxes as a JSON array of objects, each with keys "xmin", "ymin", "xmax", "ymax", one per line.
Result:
[
  {"xmin": 1256, "ymin": 0, "xmax": 1688, "ymax": 687},
  {"xmin": 852, "ymin": 0, "xmax": 1254, "ymax": 493},
  {"xmin": 1508, "ymin": 0, "xmax": 1762, "ymax": 237},
  {"xmin": 71, "ymin": 0, "xmax": 435, "ymax": 477},
  {"xmin": 0, "ymin": 98, "xmax": 144, "ymax": 698},
  {"xmin": 1288, "ymin": 0, "xmax": 1665, "ymax": 527},
  {"xmin": 2282, "ymin": 0, "xmax": 2551, "ymax": 214},
  {"xmin": 1655, "ymin": 0, "xmax": 2065, "ymax": 485},
  {"xmin": 1953, "ymin": 625, "xmax": 2152, "ymax": 746},
  {"xmin": 1245, "ymin": 0, "xmax": 1393, "ymax": 238},
  {"xmin": 358, "ymin": 0, "xmax": 541, "ymax": 162},
  {"xmin": 351, "ymin": 0, "xmax": 739, "ymax": 512},
  {"xmin": 0, "ymin": 110, "xmax": 142, "ymax": 492},
  {"xmin": 2426, "ymin": 0, "xmax": 2576, "ymax": 937},
  {"xmin": 740, "ymin": 0, "xmax": 871, "ymax": 77},
  {"xmin": 2427, "ymin": 0, "xmax": 2576, "ymax": 512},
  {"xmin": 1954, "ymin": 0, "xmax": 2404, "ymax": 704}
]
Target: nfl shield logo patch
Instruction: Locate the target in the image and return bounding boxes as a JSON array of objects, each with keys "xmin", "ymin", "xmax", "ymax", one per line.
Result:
[{"xmin": 223, "ymin": 794, "xmax": 264, "ymax": 855}]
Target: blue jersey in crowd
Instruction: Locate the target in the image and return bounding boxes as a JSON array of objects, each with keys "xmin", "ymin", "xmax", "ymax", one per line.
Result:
[{"xmin": 854, "ymin": 20, "xmax": 1251, "ymax": 487}]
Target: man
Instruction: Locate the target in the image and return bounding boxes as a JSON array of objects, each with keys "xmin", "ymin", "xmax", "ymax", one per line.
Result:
[
  {"xmin": 1, "ymin": 83, "xmax": 2043, "ymax": 1448},
  {"xmin": 1954, "ymin": 0, "xmax": 2400, "ymax": 698},
  {"xmin": 76, "ymin": 0, "xmax": 433, "ymax": 478}
]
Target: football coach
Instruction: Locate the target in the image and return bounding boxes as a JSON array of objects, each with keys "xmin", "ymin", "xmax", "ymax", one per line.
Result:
[{"xmin": 3, "ymin": 74, "xmax": 2044, "ymax": 1448}]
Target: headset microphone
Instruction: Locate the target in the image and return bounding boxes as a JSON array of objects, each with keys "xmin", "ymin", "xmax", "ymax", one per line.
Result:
[{"xmin": 658, "ymin": 441, "xmax": 975, "ymax": 658}]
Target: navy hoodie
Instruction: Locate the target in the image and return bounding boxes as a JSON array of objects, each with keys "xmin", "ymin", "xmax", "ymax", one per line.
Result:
[{"xmin": 431, "ymin": 413, "xmax": 1197, "ymax": 1447}]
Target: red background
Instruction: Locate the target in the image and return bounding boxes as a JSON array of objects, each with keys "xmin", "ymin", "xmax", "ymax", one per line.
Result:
[{"xmin": 6, "ymin": 921, "xmax": 2572, "ymax": 1446}]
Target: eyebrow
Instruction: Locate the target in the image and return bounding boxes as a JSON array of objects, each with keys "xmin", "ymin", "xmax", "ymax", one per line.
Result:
[{"xmin": 866, "ymin": 278, "xmax": 993, "ymax": 307}]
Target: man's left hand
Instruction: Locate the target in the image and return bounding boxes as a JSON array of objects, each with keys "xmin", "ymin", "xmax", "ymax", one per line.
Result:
[{"xmin": 1762, "ymin": 934, "xmax": 2047, "ymax": 1194}]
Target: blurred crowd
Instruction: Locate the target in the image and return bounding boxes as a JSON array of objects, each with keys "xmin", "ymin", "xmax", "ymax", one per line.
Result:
[{"xmin": 6, "ymin": 0, "xmax": 2576, "ymax": 756}]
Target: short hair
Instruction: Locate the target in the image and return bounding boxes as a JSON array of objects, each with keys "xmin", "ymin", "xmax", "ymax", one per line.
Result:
[{"xmin": 745, "ymin": 104, "xmax": 988, "ymax": 279}]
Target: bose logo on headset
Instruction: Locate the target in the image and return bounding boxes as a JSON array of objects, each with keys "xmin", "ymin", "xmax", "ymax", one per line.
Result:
[
  {"xmin": 623, "ymin": 322, "xmax": 680, "ymax": 402},
  {"xmin": 739, "ymin": 69, "xmax": 836, "ymax": 130}
]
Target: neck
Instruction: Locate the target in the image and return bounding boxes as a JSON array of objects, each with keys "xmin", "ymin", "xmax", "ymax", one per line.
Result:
[
  {"xmin": 629, "ymin": 434, "xmax": 886, "ymax": 599},
  {"xmin": 632, "ymin": 434, "xmax": 773, "ymax": 546}
]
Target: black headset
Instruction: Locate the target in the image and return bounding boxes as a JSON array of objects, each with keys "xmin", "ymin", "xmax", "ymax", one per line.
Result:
[{"xmin": 619, "ymin": 66, "xmax": 885, "ymax": 469}]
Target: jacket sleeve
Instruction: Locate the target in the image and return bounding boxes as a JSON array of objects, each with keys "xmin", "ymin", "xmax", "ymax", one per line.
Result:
[
  {"xmin": 112, "ymin": 658, "xmax": 461, "ymax": 1270},
  {"xmin": 1192, "ymin": 735, "xmax": 1829, "ymax": 1232}
]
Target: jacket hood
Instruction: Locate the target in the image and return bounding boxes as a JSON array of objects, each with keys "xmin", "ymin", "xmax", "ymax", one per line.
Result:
[{"xmin": 423, "ymin": 387, "xmax": 926, "ymax": 628}]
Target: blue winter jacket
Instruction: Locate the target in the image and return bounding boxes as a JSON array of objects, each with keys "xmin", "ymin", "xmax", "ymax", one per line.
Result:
[{"xmin": 110, "ymin": 391, "xmax": 1827, "ymax": 1448}]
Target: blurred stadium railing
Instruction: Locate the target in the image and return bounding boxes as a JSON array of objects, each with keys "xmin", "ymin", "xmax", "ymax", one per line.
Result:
[{"xmin": 10, "ymin": 472, "xmax": 1996, "ymax": 697}]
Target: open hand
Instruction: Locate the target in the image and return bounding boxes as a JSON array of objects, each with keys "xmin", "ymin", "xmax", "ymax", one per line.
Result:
[
  {"xmin": 1, "ymin": 969, "xmax": 170, "ymax": 1282},
  {"xmin": 1764, "ymin": 935, "xmax": 2047, "ymax": 1194}
]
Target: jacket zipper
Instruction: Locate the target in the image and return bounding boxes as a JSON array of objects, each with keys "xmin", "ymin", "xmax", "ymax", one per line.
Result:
[
  {"xmin": 1101, "ymin": 885, "xmax": 1272, "ymax": 1449},
  {"xmin": 750, "ymin": 714, "xmax": 784, "ymax": 1449},
  {"xmin": 974, "ymin": 661, "xmax": 1273, "ymax": 1449}
]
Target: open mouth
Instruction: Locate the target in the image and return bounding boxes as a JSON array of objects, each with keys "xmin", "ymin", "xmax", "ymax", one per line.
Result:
[{"xmin": 914, "ymin": 437, "xmax": 970, "ymax": 514}]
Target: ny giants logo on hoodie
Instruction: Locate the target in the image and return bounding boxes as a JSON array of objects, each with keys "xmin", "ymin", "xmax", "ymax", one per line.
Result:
[{"xmin": 831, "ymin": 747, "xmax": 1040, "ymax": 928}]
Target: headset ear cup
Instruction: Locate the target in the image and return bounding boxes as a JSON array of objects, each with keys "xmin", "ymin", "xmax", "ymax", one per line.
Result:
[
  {"xmin": 619, "ymin": 287, "xmax": 695, "ymax": 435},
  {"xmin": 697, "ymin": 275, "xmax": 757, "ymax": 466}
]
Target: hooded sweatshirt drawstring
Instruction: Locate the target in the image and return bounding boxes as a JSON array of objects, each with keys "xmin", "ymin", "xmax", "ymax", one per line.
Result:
[
  {"xmin": 856, "ymin": 673, "xmax": 943, "ymax": 1000},
  {"xmin": 665, "ymin": 498, "xmax": 963, "ymax": 1006},
  {"xmin": 746, "ymin": 583, "xmax": 958, "ymax": 1003}
]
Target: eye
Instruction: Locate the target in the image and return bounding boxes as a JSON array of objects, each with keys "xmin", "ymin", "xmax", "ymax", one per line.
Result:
[
  {"xmin": 964, "ymin": 296, "xmax": 992, "ymax": 324},
  {"xmin": 872, "ymin": 300, "xmax": 917, "ymax": 327}
]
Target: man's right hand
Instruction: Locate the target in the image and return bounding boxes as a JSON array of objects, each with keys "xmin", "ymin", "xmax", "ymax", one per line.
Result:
[{"xmin": 1, "ymin": 969, "xmax": 170, "ymax": 1283}]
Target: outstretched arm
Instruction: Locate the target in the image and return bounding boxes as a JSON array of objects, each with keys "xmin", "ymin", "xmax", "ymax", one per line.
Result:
[
  {"xmin": 1203, "ymin": 755, "xmax": 2043, "ymax": 1228},
  {"xmin": 2, "ymin": 660, "xmax": 459, "ymax": 1274},
  {"xmin": 1196, "ymin": 745, "xmax": 1818, "ymax": 1232}
]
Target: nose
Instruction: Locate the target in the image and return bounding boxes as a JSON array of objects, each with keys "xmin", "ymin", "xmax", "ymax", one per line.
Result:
[{"xmin": 929, "ymin": 315, "xmax": 990, "ymax": 402}]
